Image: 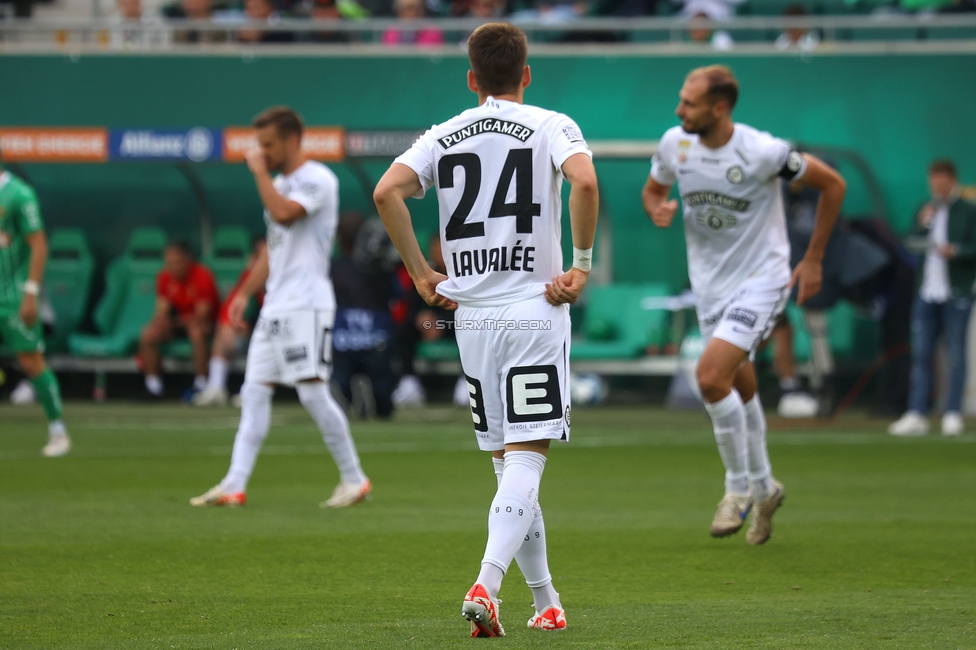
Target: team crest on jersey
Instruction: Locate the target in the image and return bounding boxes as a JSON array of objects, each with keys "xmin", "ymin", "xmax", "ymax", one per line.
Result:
[
  {"xmin": 677, "ymin": 140, "xmax": 690, "ymax": 163},
  {"xmin": 437, "ymin": 119, "xmax": 535, "ymax": 149},
  {"xmin": 726, "ymin": 166, "xmax": 744, "ymax": 184}
]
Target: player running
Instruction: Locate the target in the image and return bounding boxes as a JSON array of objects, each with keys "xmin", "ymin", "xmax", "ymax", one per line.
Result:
[
  {"xmin": 191, "ymin": 107, "xmax": 370, "ymax": 509},
  {"xmin": 0, "ymin": 162, "xmax": 71, "ymax": 457},
  {"xmin": 374, "ymin": 22, "xmax": 598, "ymax": 637},
  {"xmin": 642, "ymin": 66, "xmax": 846, "ymax": 544}
]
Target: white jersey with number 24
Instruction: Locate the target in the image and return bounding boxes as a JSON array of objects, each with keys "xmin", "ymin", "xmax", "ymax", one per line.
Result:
[{"xmin": 395, "ymin": 96, "xmax": 592, "ymax": 308}]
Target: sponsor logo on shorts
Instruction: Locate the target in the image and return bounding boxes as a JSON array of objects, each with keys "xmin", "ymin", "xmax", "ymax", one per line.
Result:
[
  {"xmin": 725, "ymin": 308, "xmax": 758, "ymax": 329},
  {"xmin": 564, "ymin": 405, "xmax": 571, "ymax": 426},
  {"xmin": 284, "ymin": 345, "xmax": 308, "ymax": 363}
]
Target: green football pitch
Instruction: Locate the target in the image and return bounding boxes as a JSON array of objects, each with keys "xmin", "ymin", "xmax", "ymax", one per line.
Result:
[{"xmin": 1, "ymin": 402, "xmax": 974, "ymax": 649}]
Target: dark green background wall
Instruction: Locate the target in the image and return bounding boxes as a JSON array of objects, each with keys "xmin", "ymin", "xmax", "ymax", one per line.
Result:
[{"xmin": 1, "ymin": 52, "xmax": 974, "ymax": 287}]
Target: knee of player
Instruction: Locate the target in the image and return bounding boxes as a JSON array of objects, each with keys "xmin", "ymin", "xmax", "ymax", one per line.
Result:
[
  {"xmin": 17, "ymin": 353, "xmax": 46, "ymax": 378},
  {"xmin": 696, "ymin": 364, "xmax": 729, "ymax": 400}
]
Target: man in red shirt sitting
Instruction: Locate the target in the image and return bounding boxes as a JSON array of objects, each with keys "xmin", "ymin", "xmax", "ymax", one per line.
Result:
[{"xmin": 139, "ymin": 240, "xmax": 220, "ymax": 398}]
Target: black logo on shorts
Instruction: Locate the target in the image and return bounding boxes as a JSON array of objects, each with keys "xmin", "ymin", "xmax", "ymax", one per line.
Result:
[
  {"xmin": 507, "ymin": 366, "xmax": 562, "ymax": 424},
  {"xmin": 726, "ymin": 308, "xmax": 758, "ymax": 328},
  {"xmin": 284, "ymin": 345, "xmax": 308, "ymax": 363}
]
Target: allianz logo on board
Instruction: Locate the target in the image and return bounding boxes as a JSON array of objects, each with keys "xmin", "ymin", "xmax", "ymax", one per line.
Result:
[{"xmin": 114, "ymin": 127, "xmax": 219, "ymax": 162}]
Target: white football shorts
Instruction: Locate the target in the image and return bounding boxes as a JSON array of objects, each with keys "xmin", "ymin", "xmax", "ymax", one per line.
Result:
[
  {"xmin": 455, "ymin": 296, "xmax": 571, "ymax": 452},
  {"xmin": 244, "ymin": 309, "xmax": 333, "ymax": 386},
  {"xmin": 697, "ymin": 282, "xmax": 789, "ymax": 357}
]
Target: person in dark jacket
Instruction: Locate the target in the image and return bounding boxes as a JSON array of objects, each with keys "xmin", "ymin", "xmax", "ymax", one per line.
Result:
[
  {"xmin": 331, "ymin": 212, "xmax": 399, "ymax": 418},
  {"xmin": 890, "ymin": 160, "xmax": 976, "ymax": 436}
]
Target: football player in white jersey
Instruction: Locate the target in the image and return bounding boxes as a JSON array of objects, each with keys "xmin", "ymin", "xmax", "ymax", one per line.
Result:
[
  {"xmin": 642, "ymin": 66, "xmax": 846, "ymax": 544},
  {"xmin": 373, "ymin": 23, "xmax": 598, "ymax": 637},
  {"xmin": 191, "ymin": 107, "xmax": 371, "ymax": 509}
]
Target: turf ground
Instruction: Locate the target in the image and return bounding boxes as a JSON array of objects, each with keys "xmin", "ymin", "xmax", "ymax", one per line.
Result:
[{"xmin": 1, "ymin": 402, "xmax": 974, "ymax": 649}]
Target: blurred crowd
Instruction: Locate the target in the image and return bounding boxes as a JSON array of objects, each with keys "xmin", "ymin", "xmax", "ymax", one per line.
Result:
[{"xmin": 94, "ymin": 0, "xmax": 975, "ymax": 49}]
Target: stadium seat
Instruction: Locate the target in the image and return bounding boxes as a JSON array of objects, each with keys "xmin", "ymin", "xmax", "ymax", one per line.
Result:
[
  {"xmin": 571, "ymin": 283, "xmax": 672, "ymax": 360},
  {"xmin": 205, "ymin": 227, "xmax": 251, "ymax": 298},
  {"xmin": 43, "ymin": 229, "xmax": 95, "ymax": 353},
  {"xmin": 68, "ymin": 228, "xmax": 166, "ymax": 358},
  {"xmin": 416, "ymin": 339, "xmax": 461, "ymax": 361}
]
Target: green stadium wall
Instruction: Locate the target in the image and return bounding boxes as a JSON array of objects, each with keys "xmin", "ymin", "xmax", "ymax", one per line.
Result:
[{"xmin": 1, "ymin": 52, "xmax": 974, "ymax": 290}]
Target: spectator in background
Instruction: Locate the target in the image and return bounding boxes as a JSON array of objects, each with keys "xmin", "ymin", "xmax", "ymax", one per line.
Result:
[
  {"xmin": 165, "ymin": 0, "xmax": 229, "ymax": 43},
  {"xmin": 510, "ymin": 0, "xmax": 588, "ymax": 23},
  {"xmin": 194, "ymin": 237, "xmax": 267, "ymax": 407},
  {"xmin": 890, "ymin": 160, "xmax": 976, "ymax": 436},
  {"xmin": 309, "ymin": 0, "xmax": 351, "ymax": 42},
  {"xmin": 238, "ymin": 0, "xmax": 295, "ymax": 43},
  {"xmin": 331, "ymin": 213, "xmax": 399, "ymax": 418},
  {"xmin": 686, "ymin": 10, "xmax": 733, "ymax": 50},
  {"xmin": 775, "ymin": 4, "xmax": 819, "ymax": 52},
  {"xmin": 680, "ymin": 0, "xmax": 742, "ymax": 19},
  {"xmin": 139, "ymin": 240, "xmax": 220, "ymax": 399},
  {"xmin": 107, "ymin": 0, "xmax": 171, "ymax": 49},
  {"xmin": 382, "ymin": 0, "xmax": 444, "ymax": 46}
]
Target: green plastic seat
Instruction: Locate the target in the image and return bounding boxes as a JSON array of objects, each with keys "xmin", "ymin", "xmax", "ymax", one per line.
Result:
[
  {"xmin": 416, "ymin": 339, "xmax": 461, "ymax": 361},
  {"xmin": 44, "ymin": 229, "xmax": 95, "ymax": 353},
  {"xmin": 205, "ymin": 227, "xmax": 251, "ymax": 298},
  {"xmin": 69, "ymin": 228, "xmax": 166, "ymax": 357},
  {"xmin": 571, "ymin": 283, "xmax": 672, "ymax": 360}
]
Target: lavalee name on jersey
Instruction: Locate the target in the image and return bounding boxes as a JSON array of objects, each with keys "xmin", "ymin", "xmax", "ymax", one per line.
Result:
[
  {"xmin": 650, "ymin": 123, "xmax": 807, "ymax": 301},
  {"xmin": 395, "ymin": 96, "xmax": 592, "ymax": 308}
]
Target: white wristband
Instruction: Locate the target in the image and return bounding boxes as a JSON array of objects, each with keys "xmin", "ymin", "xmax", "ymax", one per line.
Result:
[
  {"xmin": 572, "ymin": 247, "xmax": 593, "ymax": 272},
  {"xmin": 23, "ymin": 280, "xmax": 40, "ymax": 296}
]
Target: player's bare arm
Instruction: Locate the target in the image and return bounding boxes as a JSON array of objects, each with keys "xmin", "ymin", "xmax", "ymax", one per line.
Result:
[
  {"xmin": 374, "ymin": 162, "xmax": 458, "ymax": 311},
  {"xmin": 246, "ymin": 148, "xmax": 308, "ymax": 226},
  {"xmin": 228, "ymin": 243, "xmax": 269, "ymax": 330},
  {"xmin": 546, "ymin": 152, "xmax": 599, "ymax": 306},
  {"xmin": 19, "ymin": 230, "xmax": 47, "ymax": 327},
  {"xmin": 641, "ymin": 176, "xmax": 678, "ymax": 228},
  {"xmin": 789, "ymin": 154, "xmax": 847, "ymax": 305}
]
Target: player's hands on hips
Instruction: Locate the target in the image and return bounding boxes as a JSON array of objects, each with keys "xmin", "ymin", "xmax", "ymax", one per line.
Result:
[
  {"xmin": 415, "ymin": 270, "xmax": 458, "ymax": 311},
  {"xmin": 227, "ymin": 293, "xmax": 251, "ymax": 331},
  {"xmin": 652, "ymin": 199, "xmax": 679, "ymax": 228},
  {"xmin": 245, "ymin": 148, "xmax": 268, "ymax": 176},
  {"xmin": 790, "ymin": 257, "xmax": 823, "ymax": 306},
  {"xmin": 19, "ymin": 294, "xmax": 37, "ymax": 328},
  {"xmin": 545, "ymin": 268, "xmax": 588, "ymax": 306}
]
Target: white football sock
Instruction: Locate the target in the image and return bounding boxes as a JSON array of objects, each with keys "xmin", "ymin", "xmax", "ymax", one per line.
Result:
[
  {"xmin": 48, "ymin": 419, "xmax": 68, "ymax": 439},
  {"xmin": 704, "ymin": 390, "xmax": 750, "ymax": 495},
  {"xmin": 145, "ymin": 374, "xmax": 163, "ymax": 396},
  {"xmin": 490, "ymin": 456, "xmax": 559, "ymax": 611},
  {"xmin": 296, "ymin": 382, "xmax": 367, "ymax": 485},
  {"xmin": 208, "ymin": 357, "xmax": 229, "ymax": 391},
  {"xmin": 743, "ymin": 394, "xmax": 775, "ymax": 501},
  {"xmin": 479, "ymin": 451, "xmax": 546, "ymax": 598},
  {"xmin": 222, "ymin": 382, "xmax": 274, "ymax": 493},
  {"xmin": 194, "ymin": 375, "xmax": 207, "ymax": 391}
]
